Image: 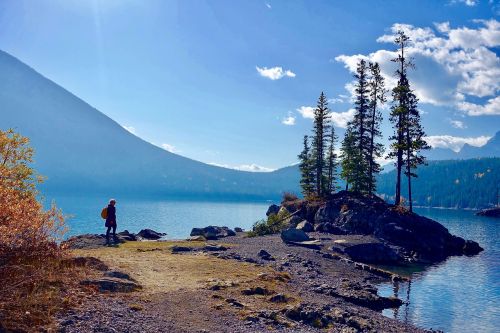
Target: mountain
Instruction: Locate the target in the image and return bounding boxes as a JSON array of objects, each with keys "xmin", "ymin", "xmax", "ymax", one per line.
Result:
[
  {"xmin": 0, "ymin": 50, "xmax": 300, "ymax": 200},
  {"xmin": 425, "ymin": 132, "xmax": 500, "ymax": 160},
  {"xmin": 377, "ymin": 158, "xmax": 500, "ymax": 209}
]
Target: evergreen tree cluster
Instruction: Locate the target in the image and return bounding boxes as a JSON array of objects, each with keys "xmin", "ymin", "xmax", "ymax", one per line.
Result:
[{"xmin": 298, "ymin": 31, "xmax": 429, "ymax": 210}]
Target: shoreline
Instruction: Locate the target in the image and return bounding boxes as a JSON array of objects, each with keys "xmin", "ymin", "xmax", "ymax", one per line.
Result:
[{"xmin": 58, "ymin": 232, "xmax": 430, "ymax": 333}]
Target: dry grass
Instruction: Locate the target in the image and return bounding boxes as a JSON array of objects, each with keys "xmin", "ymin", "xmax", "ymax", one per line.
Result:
[{"xmin": 0, "ymin": 257, "xmax": 96, "ymax": 332}]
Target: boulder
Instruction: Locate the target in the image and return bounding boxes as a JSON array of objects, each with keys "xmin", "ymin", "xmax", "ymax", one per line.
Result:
[
  {"xmin": 62, "ymin": 234, "xmax": 108, "ymax": 249},
  {"xmin": 234, "ymin": 227, "xmax": 244, "ymax": 232},
  {"xmin": 190, "ymin": 226, "xmax": 236, "ymax": 240},
  {"xmin": 116, "ymin": 230, "xmax": 136, "ymax": 241},
  {"xmin": 266, "ymin": 204, "xmax": 280, "ymax": 216},
  {"xmin": 257, "ymin": 249, "xmax": 274, "ymax": 261},
  {"xmin": 463, "ymin": 240, "xmax": 483, "ymax": 255},
  {"xmin": 296, "ymin": 220, "xmax": 313, "ymax": 232},
  {"xmin": 104, "ymin": 270, "xmax": 136, "ymax": 281},
  {"xmin": 203, "ymin": 245, "xmax": 228, "ymax": 252},
  {"xmin": 342, "ymin": 242, "xmax": 403, "ymax": 265},
  {"xmin": 80, "ymin": 277, "xmax": 141, "ymax": 292},
  {"xmin": 280, "ymin": 228, "xmax": 310, "ymax": 243},
  {"xmin": 137, "ymin": 229, "xmax": 166, "ymax": 240}
]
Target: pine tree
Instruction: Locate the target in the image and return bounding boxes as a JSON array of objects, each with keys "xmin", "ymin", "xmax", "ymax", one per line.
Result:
[
  {"xmin": 298, "ymin": 135, "xmax": 315, "ymax": 198},
  {"xmin": 388, "ymin": 31, "xmax": 412, "ymax": 206},
  {"xmin": 347, "ymin": 60, "xmax": 371, "ymax": 193},
  {"xmin": 404, "ymin": 93, "xmax": 430, "ymax": 212},
  {"xmin": 367, "ymin": 62, "xmax": 386, "ymax": 196},
  {"xmin": 325, "ymin": 126, "xmax": 338, "ymax": 195},
  {"xmin": 311, "ymin": 92, "xmax": 331, "ymax": 197},
  {"xmin": 340, "ymin": 126, "xmax": 358, "ymax": 191}
]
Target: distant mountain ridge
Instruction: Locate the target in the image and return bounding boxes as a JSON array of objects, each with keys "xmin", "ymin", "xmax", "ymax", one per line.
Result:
[
  {"xmin": 1, "ymin": 50, "xmax": 497, "ymax": 208},
  {"xmin": 0, "ymin": 50, "xmax": 300, "ymax": 200},
  {"xmin": 425, "ymin": 132, "xmax": 500, "ymax": 160}
]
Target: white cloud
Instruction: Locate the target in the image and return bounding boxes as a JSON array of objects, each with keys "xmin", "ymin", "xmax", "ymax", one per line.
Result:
[
  {"xmin": 296, "ymin": 106, "xmax": 315, "ymax": 119},
  {"xmin": 160, "ymin": 143, "xmax": 178, "ymax": 153},
  {"xmin": 424, "ymin": 135, "xmax": 491, "ymax": 152},
  {"xmin": 328, "ymin": 97, "xmax": 345, "ymax": 104},
  {"xmin": 282, "ymin": 114, "xmax": 296, "ymax": 126},
  {"xmin": 449, "ymin": 119, "xmax": 467, "ymax": 129},
  {"xmin": 335, "ymin": 20, "xmax": 500, "ymax": 116},
  {"xmin": 451, "ymin": 0, "xmax": 478, "ymax": 6},
  {"xmin": 256, "ymin": 66, "xmax": 296, "ymax": 80},
  {"xmin": 123, "ymin": 125, "xmax": 137, "ymax": 135},
  {"xmin": 330, "ymin": 109, "xmax": 356, "ymax": 128},
  {"xmin": 265, "ymin": 3, "xmax": 271, "ymax": 9},
  {"xmin": 457, "ymin": 96, "xmax": 500, "ymax": 116},
  {"xmin": 208, "ymin": 162, "xmax": 275, "ymax": 172}
]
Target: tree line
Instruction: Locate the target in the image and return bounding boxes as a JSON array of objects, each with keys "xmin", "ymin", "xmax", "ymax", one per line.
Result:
[{"xmin": 298, "ymin": 31, "xmax": 429, "ymax": 212}]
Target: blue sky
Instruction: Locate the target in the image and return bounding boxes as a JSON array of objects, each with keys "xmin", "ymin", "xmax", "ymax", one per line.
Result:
[{"xmin": 0, "ymin": 0, "xmax": 498, "ymax": 171}]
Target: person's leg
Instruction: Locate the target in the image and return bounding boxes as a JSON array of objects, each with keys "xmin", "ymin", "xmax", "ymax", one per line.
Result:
[
  {"xmin": 112, "ymin": 224, "xmax": 117, "ymax": 241},
  {"xmin": 106, "ymin": 226, "xmax": 111, "ymax": 243}
]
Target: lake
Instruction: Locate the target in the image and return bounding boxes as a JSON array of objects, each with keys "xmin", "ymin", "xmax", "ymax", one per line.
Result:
[{"xmin": 47, "ymin": 195, "xmax": 499, "ymax": 333}]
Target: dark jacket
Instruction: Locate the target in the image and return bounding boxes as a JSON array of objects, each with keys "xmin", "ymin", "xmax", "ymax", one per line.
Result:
[{"xmin": 106, "ymin": 204, "xmax": 116, "ymax": 223}]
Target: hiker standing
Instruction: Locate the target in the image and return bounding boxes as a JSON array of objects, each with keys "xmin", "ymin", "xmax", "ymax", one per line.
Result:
[{"xmin": 105, "ymin": 199, "xmax": 117, "ymax": 244}]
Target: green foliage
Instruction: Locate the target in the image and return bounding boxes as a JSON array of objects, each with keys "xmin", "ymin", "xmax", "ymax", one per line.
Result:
[
  {"xmin": 248, "ymin": 209, "xmax": 291, "ymax": 237},
  {"xmin": 311, "ymin": 92, "xmax": 332, "ymax": 197},
  {"xmin": 298, "ymin": 136, "xmax": 315, "ymax": 198}
]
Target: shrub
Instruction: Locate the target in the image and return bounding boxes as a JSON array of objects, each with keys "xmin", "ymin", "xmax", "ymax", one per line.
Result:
[
  {"xmin": 0, "ymin": 129, "xmax": 74, "ymax": 331},
  {"xmin": 282, "ymin": 192, "xmax": 299, "ymax": 203},
  {"xmin": 248, "ymin": 209, "xmax": 291, "ymax": 237}
]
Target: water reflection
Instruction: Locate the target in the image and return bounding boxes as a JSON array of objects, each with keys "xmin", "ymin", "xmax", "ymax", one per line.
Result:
[{"xmin": 378, "ymin": 208, "xmax": 500, "ymax": 333}]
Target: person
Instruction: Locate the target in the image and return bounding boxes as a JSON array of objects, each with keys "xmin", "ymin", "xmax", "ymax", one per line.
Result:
[{"xmin": 105, "ymin": 199, "xmax": 117, "ymax": 244}]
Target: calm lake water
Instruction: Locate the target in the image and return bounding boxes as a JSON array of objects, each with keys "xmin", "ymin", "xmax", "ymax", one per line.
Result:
[{"xmin": 48, "ymin": 195, "xmax": 499, "ymax": 333}]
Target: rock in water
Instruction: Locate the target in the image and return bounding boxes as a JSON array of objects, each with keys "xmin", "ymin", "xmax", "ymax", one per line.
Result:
[
  {"xmin": 281, "ymin": 228, "xmax": 310, "ymax": 243},
  {"xmin": 296, "ymin": 220, "xmax": 313, "ymax": 232},
  {"xmin": 137, "ymin": 229, "xmax": 166, "ymax": 240}
]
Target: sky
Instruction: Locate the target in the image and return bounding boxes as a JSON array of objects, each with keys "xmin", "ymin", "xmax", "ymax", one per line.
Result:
[{"xmin": 0, "ymin": 0, "xmax": 498, "ymax": 171}]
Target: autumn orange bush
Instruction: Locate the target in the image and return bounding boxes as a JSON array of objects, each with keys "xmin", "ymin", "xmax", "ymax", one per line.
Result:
[{"xmin": 0, "ymin": 129, "xmax": 75, "ymax": 331}]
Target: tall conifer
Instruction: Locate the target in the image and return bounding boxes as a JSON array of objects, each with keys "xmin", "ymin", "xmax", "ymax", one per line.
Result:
[
  {"xmin": 367, "ymin": 62, "xmax": 386, "ymax": 196},
  {"xmin": 298, "ymin": 135, "xmax": 315, "ymax": 198},
  {"xmin": 311, "ymin": 92, "xmax": 331, "ymax": 197}
]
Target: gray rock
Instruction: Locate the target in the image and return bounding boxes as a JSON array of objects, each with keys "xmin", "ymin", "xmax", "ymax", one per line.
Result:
[
  {"xmin": 203, "ymin": 245, "xmax": 228, "ymax": 252},
  {"xmin": 80, "ymin": 277, "xmax": 141, "ymax": 292},
  {"xmin": 269, "ymin": 293, "xmax": 289, "ymax": 303},
  {"xmin": 296, "ymin": 220, "xmax": 313, "ymax": 232},
  {"xmin": 257, "ymin": 249, "xmax": 274, "ymax": 261},
  {"xmin": 137, "ymin": 229, "xmax": 166, "ymax": 240},
  {"xmin": 234, "ymin": 227, "xmax": 244, "ymax": 232},
  {"xmin": 187, "ymin": 235, "xmax": 206, "ymax": 241},
  {"xmin": 190, "ymin": 226, "xmax": 236, "ymax": 240},
  {"xmin": 342, "ymin": 242, "xmax": 402, "ymax": 265},
  {"xmin": 104, "ymin": 270, "xmax": 136, "ymax": 281},
  {"xmin": 280, "ymin": 228, "xmax": 310, "ymax": 243},
  {"xmin": 266, "ymin": 204, "xmax": 280, "ymax": 216},
  {"xmin": 171, "ymin": 246, "xmax": 192, "ymax": 253}
]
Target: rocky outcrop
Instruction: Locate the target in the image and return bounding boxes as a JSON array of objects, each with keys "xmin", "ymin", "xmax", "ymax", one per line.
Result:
[
  {"xmin": 269, "ymin": 191, "xmax": 483, "ymax": 264},
  {"xmin": 190, "ymin": 226, "xmax": 236, "ymax": 240},
  {"xmin": 476, "ymin": 207, "xmax": 500, "ymax": 218}
]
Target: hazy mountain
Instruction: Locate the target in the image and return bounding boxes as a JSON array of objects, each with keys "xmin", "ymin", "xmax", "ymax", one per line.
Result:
[
  {"xmin": 377, "ymin": 158, "xmax": 500, "ymax": 209},
  {"xmin": 425, "ymin": 132, "xmax": 500, "ymax": 160},
  {"xmin": 0, "ymin": 50, "xmax": 300, "ymax": 200}
]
